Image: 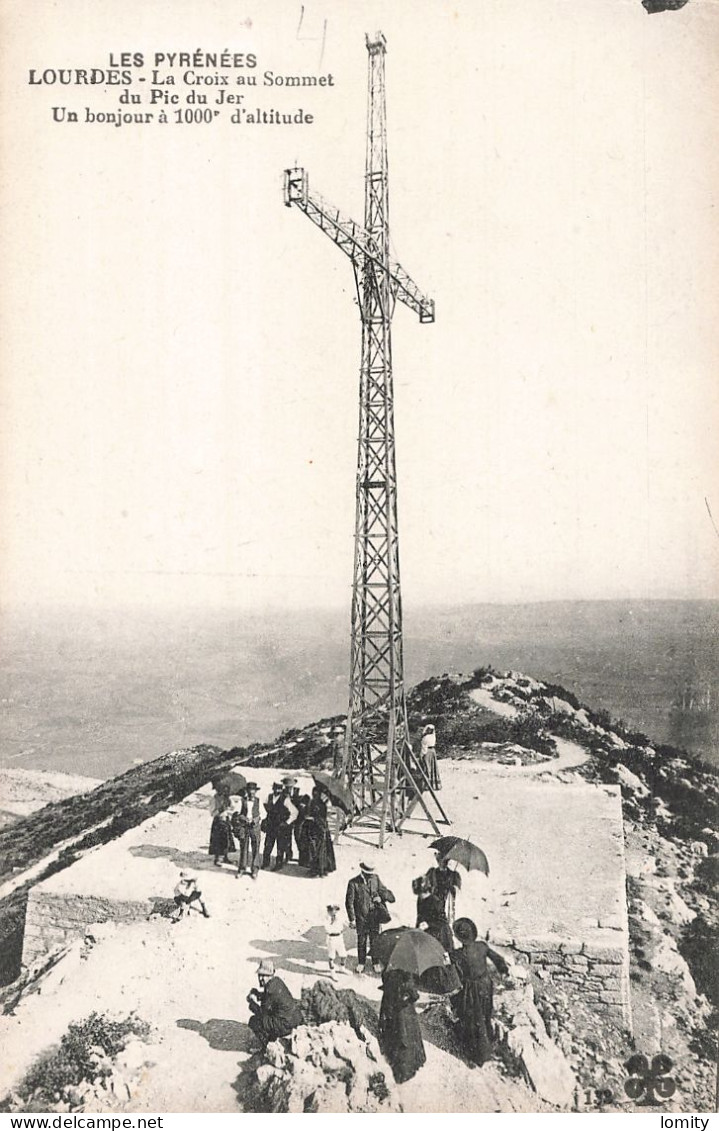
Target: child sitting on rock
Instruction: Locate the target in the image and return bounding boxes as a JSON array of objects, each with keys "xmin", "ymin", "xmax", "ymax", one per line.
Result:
[
  {"xmin": 171, "ymin": 871, "xmax": 210, "ymax": 922},
  {"xmin": 324, "ymin": 903, "xmax": 347, "ymax": 975}
]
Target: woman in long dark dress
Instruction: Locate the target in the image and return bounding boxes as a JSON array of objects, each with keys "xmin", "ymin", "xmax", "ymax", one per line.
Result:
[
  {"xmin": 208, "ymin": 803, "xmax": 235, "ymax": 865},
  {"xmin": 378, "ymin": 968, "xmax": 427, "ymax": 1084},
  {"xmin": 451, "ymin": 917, "xmax": 509, "ymax": 1067},
  {"xmin": 414, "ymin": 875, "xmax": 454, "ymax": 952},
  {"xmin": 425, "ymin": 854, "xmax": 462, "ymax": 924},
  {"xmin": 411, "ymin": 875, "xmax": 460, "ymax": 995},
  {"xmin": 304, "ymin": 785, "xmax": 336, "ymax": 877},
  {"xmin": 293, "ymin": 791, "xmax": 312, "ymax": 868}
]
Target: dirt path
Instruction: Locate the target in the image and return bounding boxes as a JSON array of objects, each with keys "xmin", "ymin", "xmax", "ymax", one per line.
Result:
[{"xmin": 467, "ymin": 688, "xmax": 589, "ymax": 776}]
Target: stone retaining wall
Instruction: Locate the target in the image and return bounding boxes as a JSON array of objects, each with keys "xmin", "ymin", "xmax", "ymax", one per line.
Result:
[
  {"xmin": 22, "ymin": 891, "xmax": 151, "ymax": 967},
  {"xmin": 496, "ymin": 932, "xmax": 632, "ymax": 1029}
]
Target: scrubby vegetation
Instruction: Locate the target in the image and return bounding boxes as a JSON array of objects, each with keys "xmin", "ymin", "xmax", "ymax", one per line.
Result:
[
  {"xmin": 407, "ymin": 676, "xmax": 557, "ymax": 758},
  {"xmin": 4, "ymin": 1012, "xmax": 150, "ymax": 1112},
  {"xmin": 679, "ymin": 915, "xmax": 719, "ymax": 1009},
  {"xmin": 300, "ymin": 979, "xmax": 379, "ymax": 1038}
]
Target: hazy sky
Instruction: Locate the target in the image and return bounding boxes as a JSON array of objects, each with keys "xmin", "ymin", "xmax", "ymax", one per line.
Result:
[{"xmin": 1, "ymin": 0, "xmax": 717, "ymax": 610}]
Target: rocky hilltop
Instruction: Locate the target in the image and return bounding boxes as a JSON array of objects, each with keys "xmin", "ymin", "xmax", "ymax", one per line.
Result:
[{"xmin": 0, "ymin": 666, "xmax": 716, "ymax": 1113}]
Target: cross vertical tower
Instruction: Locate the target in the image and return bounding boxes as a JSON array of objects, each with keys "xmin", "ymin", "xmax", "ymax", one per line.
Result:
[{"xmin": 283, "ymin": 32, "xmax": 449, "ymax": 845}]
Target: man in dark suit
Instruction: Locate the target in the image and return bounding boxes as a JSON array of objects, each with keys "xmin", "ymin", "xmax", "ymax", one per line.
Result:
[
  {"xmin": 345, "ymin": 862, "xmax": 395, "ymax": 973},
  {"xmin": 274, "ymin": 777, "xmax": 299, "ymax": 870},
  {"xmin": 261, "ymin": 782, "xmax": 283, "ymax": 869},
  {"xmin": 247, "ymin": 960, "xmax": 303, "ymax": 1049},
  {"xmin": 231, "ymin": 781, "xmax": 262, "ymax": 879}
]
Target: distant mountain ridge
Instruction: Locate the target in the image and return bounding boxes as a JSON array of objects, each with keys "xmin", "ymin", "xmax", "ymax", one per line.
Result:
[{"xmin": 1, "ymin": 599, "xmax": 717, "ymax": 776}]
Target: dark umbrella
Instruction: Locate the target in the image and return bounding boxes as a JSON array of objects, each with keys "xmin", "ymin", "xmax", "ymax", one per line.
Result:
[
  {"xmin": 373, "ymin": 927, "xmax": 448, "ymax": 977},
  {"xmin": 311, "ymin": 771, "xmax": 353, "ymax": 813},
  {"xmin": 430, "ymin": 836, "xmax": 489, "ymax": 875},
  {"xmin": 212, "ymin": 771, "xmax": 247, "ymax": 796}
]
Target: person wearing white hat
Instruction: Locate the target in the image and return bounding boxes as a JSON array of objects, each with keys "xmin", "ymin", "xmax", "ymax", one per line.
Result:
[
  {"xmin": 419, "ymin": 723, "xmax": 441, "ymax": 790},
  {"xmin": 345, "ymin": 862, "xmax": 395, "ymax": 973},
  {"xmin": 171, "ymin": 870, "xmax": 209, "ymax": 922}
]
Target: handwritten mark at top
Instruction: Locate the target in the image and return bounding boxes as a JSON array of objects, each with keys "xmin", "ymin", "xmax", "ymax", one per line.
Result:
[{"xmin": 296, "ymin": 5, "xmax": 328, "ymax": 69}]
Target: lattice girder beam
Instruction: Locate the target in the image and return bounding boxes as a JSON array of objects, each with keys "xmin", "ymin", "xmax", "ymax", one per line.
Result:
[{"xmin": 283, "ymin": 170, "xmax": 435, "ymax": 324}]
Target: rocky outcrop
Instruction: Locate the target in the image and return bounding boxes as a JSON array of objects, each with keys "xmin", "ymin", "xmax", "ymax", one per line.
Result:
[
  {"xmin": 250, "ymin": 1021, "xmax": 401, "ymax": 1113},
  {"xmin": 495, "ymin": 970, "xmax": 577, "ymax": 1109}
]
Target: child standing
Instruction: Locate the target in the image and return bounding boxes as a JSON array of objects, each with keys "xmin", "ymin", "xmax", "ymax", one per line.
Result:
[{"xmin": 325, "ymin": 903, "xmax": 347, "ymax": 975}]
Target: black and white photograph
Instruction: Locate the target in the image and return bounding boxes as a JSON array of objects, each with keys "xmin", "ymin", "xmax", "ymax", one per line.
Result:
[{"xmin": 0, "ymin": 0, "xmax": 717, "ymax": 1117}]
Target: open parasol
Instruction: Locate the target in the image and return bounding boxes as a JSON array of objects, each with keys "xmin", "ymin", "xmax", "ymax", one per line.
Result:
[
  {"xmin": 373, "ymin": 927, "xmax": 449, "ymax": 978},
  {"xmin": 212, "ymin": 770, "xmax": 247, "ymax": 796},
  {"xmin": 430, "ymin": 836, "xmax": 490, "ymax": 875},
  {"xmin": 311, "ymin": 771, "xmax": 354, "ymax": 813}
]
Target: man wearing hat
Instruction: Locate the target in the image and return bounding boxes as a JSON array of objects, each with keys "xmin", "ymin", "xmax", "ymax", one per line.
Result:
[
  {"xmin": 345, "ymin": 862, "xmax": 395, "ymax": 973},
  {"xmin": 273, "ymin": 777, "xmax": 299, "ymax": 870},
  {"xmin": 247, "ymin": 960, "xmax": 303, "ymax": 1049},
  {"xmin": 231, "ymin": 782, "xmax": 262, "ymax": 879},
  {"xmin": 261, "ymin": 782, "xmax": 284, "ymax": 870}
]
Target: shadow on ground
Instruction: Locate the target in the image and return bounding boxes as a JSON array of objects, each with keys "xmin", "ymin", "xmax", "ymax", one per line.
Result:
[
  {"xmin": 130, "ymin": 843, "xmax": 233, "ymax": 873},
  {"xmin": 176, "ymin": 1017, "xmax": 255, "ymax": 1053},
  {"xmin": 302, "ymin": 924, "xmax": 355, "ymax": 951},
  {"xmin": 250, "ymin": 934, "xmax": 330, "ymax": 978},
  {"xmin": 129, "ymin": 844, "xmax": 330, "ymax": 884},
  {"xmin": 231, "ymin": 1052, "xmax": 265, "ymax": 1112},
  {"xmin": 418, "ymin": 1000, "xmax": 472, "ymax": 1063},
  {"xmin": 148, "ymin": 895, "xmax": 177, "ymax": 918}
]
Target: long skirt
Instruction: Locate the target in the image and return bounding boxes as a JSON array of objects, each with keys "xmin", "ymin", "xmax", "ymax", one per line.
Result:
[
  {"xmin": 306, "ymin": 821, "xmax": 336, "ymax": 877},
  {"xmin": 418, "ymin": 919, "xmax": 461, "ymax": 995},
  {"xmin": 424, "ymin": 916, "xmax": 454, "ymax": 953},
  {"xmin": 423, "ymin": 749, "xmax": 441, "ymax": 790},
  {"xmin": 455, "ymin": 974, "xmax": 495, "ymax": 1066},
  {"xmin": 378, "ymin": 995, "xmax": 426, "ymax": 1084},
  {"xmin": 209, "ymin": 815, "xmax": 235, "ymax": 858},
  {"xmin": 296, "ymin": 818, "xmax": 312, "ymax": 868}
]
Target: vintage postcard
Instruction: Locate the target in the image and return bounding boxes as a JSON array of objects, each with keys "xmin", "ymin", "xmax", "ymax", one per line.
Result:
[{"xmin": 0, "ymin": 0, "xmax": 717, "ymax": 1117}]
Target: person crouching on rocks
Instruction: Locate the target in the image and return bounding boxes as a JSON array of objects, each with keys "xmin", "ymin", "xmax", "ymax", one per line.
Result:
[
  {"xmin": 450, "ymin": 917, "xmax": 508, "ymax": 1067},
  {"xmin": 171, "ymin": 871, "xmax": 210, "ymax": 922},
  {"xmin": 247, "ymin": 960, "xmax": 303, "ymax": 1050}
]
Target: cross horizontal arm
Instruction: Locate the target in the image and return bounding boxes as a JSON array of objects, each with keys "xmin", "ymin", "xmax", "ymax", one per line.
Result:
[{"xmin": 284, "ymin": 167, "xmax": 434, "ymax": 323}]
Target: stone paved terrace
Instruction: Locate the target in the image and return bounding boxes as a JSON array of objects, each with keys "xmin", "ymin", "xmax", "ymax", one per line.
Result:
[{"xmin": 20, "ymin": 760, "xmax": 631, "ymax": 1028}]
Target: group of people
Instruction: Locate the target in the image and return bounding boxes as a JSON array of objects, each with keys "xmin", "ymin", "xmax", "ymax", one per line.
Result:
[
  {"xmin": 352, "ymin": 853, "xmax": 507, "ymax": 1082},
  {"xmin": 240, "ymin": 850, "xmax": 508, "ymax": 1089},
  {"xmin": 187, "ymin": 732, "xmax": 509, "ymax": 1087},
  {"xmin": 208, "ymin": 775, "xmax": 337, "ymax": 879},
  {"xmin": 376, "ymin": 913, "xmax": 508, "ymax": 1085}
]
